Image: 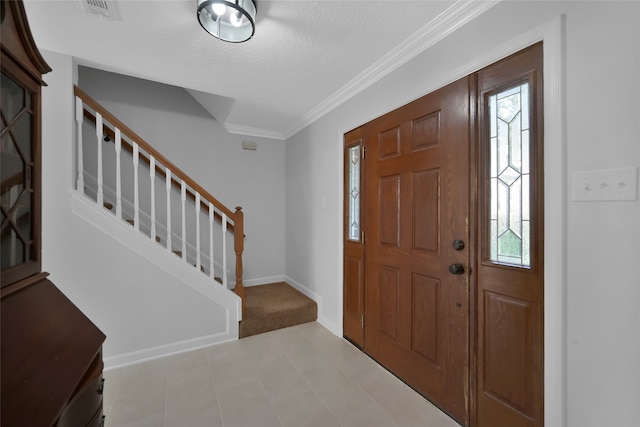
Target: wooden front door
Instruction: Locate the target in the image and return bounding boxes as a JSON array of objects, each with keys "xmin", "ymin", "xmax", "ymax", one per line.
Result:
[
  {"xmin": 363, "ymin": 76, "xmax": 471, "ymax": 425},
  {"xmin": 343, "ymin": 44, "xmax": 544, "ymax": 427}
]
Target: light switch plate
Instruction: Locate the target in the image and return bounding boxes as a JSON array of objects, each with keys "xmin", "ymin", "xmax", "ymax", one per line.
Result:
[
  {"xmin": 573, "ymin": 167, "xmax": 638, "ymax": 201},
  {"xmin": 242, "ymin": 141, "xmax": 257, "ymax": 150}
]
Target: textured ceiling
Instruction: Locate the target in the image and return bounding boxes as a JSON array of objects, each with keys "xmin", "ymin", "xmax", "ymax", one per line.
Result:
[{"xmin": 24, "ymin": 0, "xmax": 497, "ymax": 139}]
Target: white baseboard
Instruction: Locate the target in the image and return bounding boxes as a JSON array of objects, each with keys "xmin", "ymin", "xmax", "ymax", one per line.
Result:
[
  {"xmin": 73, "ymin": 191, "xmax": 244, "ymax": 368},
  {"xmin": 102, "ymin": 275, "xmax": 342, "ymax": 369},
  {"xmin": 285, "ymin": 276, "xmax": 342, "ymax": 337},
  {"xmin": 103, "ymin": 330, "xmax": 236, "ymax": 370},
  {"xmin": 243, "ymin": 275, "xmax": 287, "ymax": 287}
]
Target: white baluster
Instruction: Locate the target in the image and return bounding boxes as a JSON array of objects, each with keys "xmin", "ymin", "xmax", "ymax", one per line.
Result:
[
  {"xmin": 75, "ymin": 96, "xmax": 84, "ymax": 192},
  {"xmin": 133, "ymin": 143, "xmax": 139, "ymax": 231},
  {"xmin": 166, "ymin": 169, "xmax": 172, "ymax": 251},
  {"xmin": 150, "ymin": 156, "xmax": 156, "ymax": 242},
  {"xmin": 96, "ymin": 113, "xmax": 103, "ymax": 206},
  {"xmin": 222, "ymin": 213, "xmax": 228, "ymax": 287},
  {"xmin": 115, "ymin": 128, "xmax": 122, "ymax": 219},
  {"xmin": 195, "ymin": 192, "xmax": 201, "ymax": 271},
  {"xmin": 181, "ymin": 181, "xmax": 186, "ymax": 261},
  {"xmin": 209, "ymin": 202, "xmax": 214, "ymax": 280}
]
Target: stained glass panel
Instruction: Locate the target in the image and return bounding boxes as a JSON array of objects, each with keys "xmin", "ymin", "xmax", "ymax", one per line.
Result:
[
  {"xmin": 488, "ymin": 83, "xmax": 531, "ymax": 267},
  {"xmin": 348, "ymin": 145, "xmax": 361, "ymax": 241}
]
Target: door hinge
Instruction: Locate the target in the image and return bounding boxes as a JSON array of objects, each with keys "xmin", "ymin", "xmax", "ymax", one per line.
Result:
[
  {"xmin": 360, "ymin": 315, "xmax": 365, "ymax": 329},
  {"xmin": 361, "ymin": 145, "xmax": 365, "ymax": 159},
  {"xmin": 361, "ymin": 231, "xmax": 365, "ymax": 243}
]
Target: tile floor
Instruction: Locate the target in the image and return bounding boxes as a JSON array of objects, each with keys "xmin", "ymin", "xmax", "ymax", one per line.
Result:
[{"xmin": 103, "ymin": 322, "xmax": 460, "ymax": 427}]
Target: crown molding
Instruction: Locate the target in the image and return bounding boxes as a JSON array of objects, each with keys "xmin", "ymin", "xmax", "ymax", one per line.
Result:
[
  {"xmin": 224, "ymin": 122, "xmax": 287, "ymax": 141},
  {"xmin": 284, "ymin": 0, "xmax": 502, "ymax": 139}
]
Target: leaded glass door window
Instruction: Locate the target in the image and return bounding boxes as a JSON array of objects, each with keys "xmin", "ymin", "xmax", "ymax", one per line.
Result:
[
  {"xmin": 488, "ymin": 82, "xmax": 531, "ymax": 268},
  {"xmin": 347, "ymin": 144, "xmax": 361, "ymax": 241}
]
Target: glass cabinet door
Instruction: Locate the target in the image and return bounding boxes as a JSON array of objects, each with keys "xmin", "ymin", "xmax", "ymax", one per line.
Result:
[{"xmin": 1, "ymin": 70, "xmax": 39, "ymax": 286}]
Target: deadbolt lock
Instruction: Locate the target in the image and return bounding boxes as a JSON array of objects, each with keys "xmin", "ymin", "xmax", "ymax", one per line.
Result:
[{"xmin": 452, "ymin": 240, "xmax": 465, "ymax": 251}]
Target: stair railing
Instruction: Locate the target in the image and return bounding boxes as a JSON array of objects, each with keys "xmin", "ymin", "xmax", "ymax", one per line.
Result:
[{"xmin": 73, "ymin": 86, "xmax": 244, "ymax": 304}]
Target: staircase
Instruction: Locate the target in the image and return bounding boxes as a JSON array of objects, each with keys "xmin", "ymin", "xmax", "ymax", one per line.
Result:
[
  {"xmin": 75, "ymin": 86, "xmax": 244, "ymax": 298},
  {"xmin": 73, "ymin": 86, "xmax": 315, "ymax": 338}
]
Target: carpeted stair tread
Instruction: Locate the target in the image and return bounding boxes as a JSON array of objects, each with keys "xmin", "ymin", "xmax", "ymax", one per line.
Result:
[{"xmin": 239, "ymin": 282, "xmax": 317, "ymax": 338}]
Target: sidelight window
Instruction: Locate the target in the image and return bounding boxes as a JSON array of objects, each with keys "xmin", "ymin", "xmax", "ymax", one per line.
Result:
[
  {"xmin": 347, "ymin": 144, "xmax": 361, "ymax": 241},
  {"xmin": 488, "ymin": 83, "xmax": 531, "ymax": 267}
]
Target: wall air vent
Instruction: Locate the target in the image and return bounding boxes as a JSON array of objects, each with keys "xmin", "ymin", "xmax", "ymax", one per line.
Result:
[{"xmin": 81, "ymin": 0, "xmax": 118, "ymax": 20}]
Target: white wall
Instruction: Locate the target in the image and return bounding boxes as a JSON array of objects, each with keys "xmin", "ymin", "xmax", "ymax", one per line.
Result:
[
  {"xmin": 41, "ymin": 51, "xmax": 240, "ymax": 368},
  {"xmin": 564, "ymin": 3, "xmax": 640, "ymax": 426},
  {"xmin": 285, "ymin": 2, "xmax": 640, "ymax": 427},
  {"xmin": 78, "ymin": 67, "xmax": 287, "ymax": 286}
]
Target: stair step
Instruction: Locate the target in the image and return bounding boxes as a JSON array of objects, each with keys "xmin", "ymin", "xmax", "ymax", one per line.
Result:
[
  {"xmin": 239, "ymin": 282, "xmax": 317, "ymax": 338},
  {"xmin": 104, "ymin": 202, "xmax": 113, "ymax": 210}
]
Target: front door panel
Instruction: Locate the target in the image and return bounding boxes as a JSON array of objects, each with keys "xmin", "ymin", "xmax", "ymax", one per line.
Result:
[{"xmin": 364, "ymin": 77, "xmax": 471, "ymax": 424}]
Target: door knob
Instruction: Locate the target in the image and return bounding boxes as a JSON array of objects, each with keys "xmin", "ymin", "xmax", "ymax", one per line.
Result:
[
  {"xmin": 452, "ymin": 240, "xmax": 465, "ymax": 251},
  {"xmin": 449, "ymin": 263, "xmax": 465, "ymax": 275}
]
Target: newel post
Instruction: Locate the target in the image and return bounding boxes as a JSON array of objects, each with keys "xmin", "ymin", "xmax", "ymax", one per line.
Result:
[{"xmin": 234, "ymin": 206, "xmax": 245, "ymax": 310}]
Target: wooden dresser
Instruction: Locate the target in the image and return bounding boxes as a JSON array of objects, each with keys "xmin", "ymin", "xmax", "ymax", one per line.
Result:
[
  {"xmin": 1, "ymin": 1, "xmax": 107, "ymax": 425},
  {"xmin": 1, "ymin": 275, "xmax": 107, "ymax": 427}
]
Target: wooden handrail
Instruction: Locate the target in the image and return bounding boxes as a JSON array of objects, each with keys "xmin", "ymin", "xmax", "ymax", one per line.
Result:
[
  {"xmin": 81, "ymin": 108, "xmax": 236, "ymax": 234},
  {"xmin": 74, "ymin": 85, "xmax": 235, "ymax": 219},
  {"xmin": 74, "ymin": 85, "xmax": 244, "ymax": 306}
]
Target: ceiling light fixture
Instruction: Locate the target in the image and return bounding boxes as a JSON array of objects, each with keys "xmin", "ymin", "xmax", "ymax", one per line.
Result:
[{"xmin": 197, "ymin": 0, "xmax": 256, "ymax": 43}]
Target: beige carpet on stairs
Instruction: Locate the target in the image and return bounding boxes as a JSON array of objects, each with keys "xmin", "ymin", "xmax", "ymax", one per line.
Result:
[{"xmin": 239, "ymin": 282, "xmax": 317, "ymax": 338}]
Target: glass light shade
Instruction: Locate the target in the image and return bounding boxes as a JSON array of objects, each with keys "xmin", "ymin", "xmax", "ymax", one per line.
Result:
[
  {"xmin": 211, "ymin": 3, "xmax": 226, "ymax": 15},
  {"xmin": 197, "ymin": 0, "xmax": 256, "ymax": 43}
]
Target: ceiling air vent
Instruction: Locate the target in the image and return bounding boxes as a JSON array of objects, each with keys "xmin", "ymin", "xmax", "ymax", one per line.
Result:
[{"xmin": 81, "ymin": 0, "xmax": 118, "ymax": 20}]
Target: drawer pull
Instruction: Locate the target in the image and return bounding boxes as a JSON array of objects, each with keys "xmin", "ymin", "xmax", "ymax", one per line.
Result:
[{"xmin": 98, "ymin": 378, "xmax": 105, "ymax": 395}]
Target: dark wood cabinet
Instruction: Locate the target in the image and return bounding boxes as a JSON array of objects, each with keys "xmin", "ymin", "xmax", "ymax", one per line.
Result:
[
  {"xmin": 1, "ymin": 274, "xmax": 107, "ymax": 427},
  {"xmin": 1, "ymin": 1, "xmax": 107, "ymax": 426}
]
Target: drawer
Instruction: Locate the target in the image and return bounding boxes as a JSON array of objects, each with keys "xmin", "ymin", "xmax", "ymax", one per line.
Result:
[
  {"xmin": 57, "ymin": 375, "xmax": 103, "ymax": 427},
  {"xmin": 86, "ymin": 404, "xmax": 106, "ymax": 427}
]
